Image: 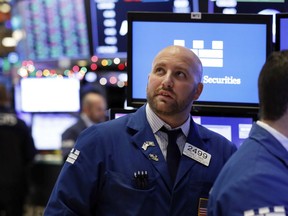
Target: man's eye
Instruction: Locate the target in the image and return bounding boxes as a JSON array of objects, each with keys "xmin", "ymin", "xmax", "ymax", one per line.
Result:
[
  {"xmin": 155, "ymin": 68, "xmax": 164, "ymax": 73},
  {"xmin": 176, "ymin": 71, "xmax": 186, "ymax": 78}
]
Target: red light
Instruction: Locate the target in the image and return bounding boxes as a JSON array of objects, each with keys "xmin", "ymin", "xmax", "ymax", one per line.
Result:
[
  {"xmin": 90, "ymin": 63, "xmax": 98, "ymax": 70},
  {"xmin": 72, "ymin": 65, "xmax": 80, "ymax": 72},
  {"xmin": 118, "ymin": 63, "xmax": 125, "ymax": 71}
]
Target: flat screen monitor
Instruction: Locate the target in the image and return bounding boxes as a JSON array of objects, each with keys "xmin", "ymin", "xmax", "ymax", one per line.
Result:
[
  {"xmin": 127, "ymin": 12, "xmax": 272, "ymax": 110},
  {"xmin": 86, "ymin": 0, "xmax": 173, "ymax": 57},
  {"xmin": 13, "ymin": 0, "xmax": 90, "ymax": 61},
  {"xmin": 31, "ymin": 113, "xmax": 78, "ymax": 150},
  {"xmin": 19, "ymin": 77, "xmax": 80, "ymax": 113},
  {"xmin": 275, "ymin": 13, "xmax": 288, "ymax": 51},
  {"xmin": 191, "ymin": 111, "xmax": 256, "ymax": 148}
]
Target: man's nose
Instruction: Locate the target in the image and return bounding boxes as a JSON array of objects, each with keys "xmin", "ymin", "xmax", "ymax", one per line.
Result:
[{"xmin": 161, "ymin": 72, "xmax": 173, "ymax": 88}]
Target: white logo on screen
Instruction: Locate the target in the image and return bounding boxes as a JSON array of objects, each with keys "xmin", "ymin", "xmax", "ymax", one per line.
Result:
[{"xmin": 174, "ymin": 40, "xmax": 223, "ymax": 68}]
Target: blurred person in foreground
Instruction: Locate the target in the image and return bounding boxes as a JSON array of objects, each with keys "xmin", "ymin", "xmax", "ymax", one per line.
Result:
[
  {"xmin": 0, "ymin": 84, "xmax": 36, "ymax": 216},
  {"xmin": 208, "ymin": 50, "xmax": 288, "ymax": 216},
  {"xmin": 44, "ymin": 45, "xmax": 236, "ymax": 215},
  {"xmin": 61, "ymin": 91, "xmax": 107, "ymax": 159}
]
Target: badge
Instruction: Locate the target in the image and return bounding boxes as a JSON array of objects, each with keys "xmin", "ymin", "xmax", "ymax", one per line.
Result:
[
  {"xmin": 148, "ymin": 154, "xmax": 159, "ymax": 161},
  {"xmin": 142, "ymin": 141, "xmax": 155, "ymax": 151},
  {"xmin": 183, "ymin": 143, "xmax": 211, "ymax": 166},
  {"xmin": 66, "ymin": 148, "xmax": 80, "ymax": 164}
]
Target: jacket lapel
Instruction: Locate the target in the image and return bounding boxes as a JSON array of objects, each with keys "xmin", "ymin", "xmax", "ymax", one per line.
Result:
[{"xmin": 127, "ymin": 106, "xmax": 173, "ymax": 190}]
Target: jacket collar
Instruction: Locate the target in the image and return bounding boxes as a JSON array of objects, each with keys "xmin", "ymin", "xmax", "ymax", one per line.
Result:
[{"xmin": 250, "ymin": 123, "xmax": 288, "ymax": 168}]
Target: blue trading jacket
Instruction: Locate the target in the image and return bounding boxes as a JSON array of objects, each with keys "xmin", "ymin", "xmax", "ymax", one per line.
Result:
[
  {"xmin": 44, "ymin": 105, "xmax": 236, "ymax": 216},
  {"xmin": 208, "ymin": 123, "xmax": 288, "ymax": 216}
]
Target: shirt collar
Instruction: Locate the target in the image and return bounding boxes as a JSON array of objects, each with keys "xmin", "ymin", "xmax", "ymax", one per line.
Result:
[
  {"xmin": 257, "ymin": 120, "xmax": 288, "ymax": 152},
  {"xmin": 146, "ymin": 103, "xmax": 190, "ymax": 137},
  {"xmin": 80, "ymin": 113, "xmax": 94, "ymax": 127}
]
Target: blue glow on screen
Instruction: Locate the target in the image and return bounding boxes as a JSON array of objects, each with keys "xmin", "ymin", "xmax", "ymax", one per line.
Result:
[
  {"xmin": 132, "ymin": 21, "xmax": 267, "ymax": 104},
  {"xmin": 280, "ymin": 18, "xmax": 288, "ymax": 50},
  {"xmin": 192, "ymin": 115, "xmax": 253, "ymax": 148}
]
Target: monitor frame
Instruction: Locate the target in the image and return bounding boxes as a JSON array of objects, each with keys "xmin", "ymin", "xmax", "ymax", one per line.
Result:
[
  {"xmin": 127, "ymin": 12, "xmax": 273, "ymax": 113},
  {"xmin": 275, "ymin": 13, "xmax": 288, "ymax": 51}
]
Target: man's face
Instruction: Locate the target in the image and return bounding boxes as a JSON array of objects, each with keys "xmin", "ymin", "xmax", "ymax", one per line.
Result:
[
  {"xmin": 146, "ymin": 47, "xmax": 203, "ymax": 117},
  {"xmin": 86, "ymin": 94, "xmax": 107, "ymax": 123}
]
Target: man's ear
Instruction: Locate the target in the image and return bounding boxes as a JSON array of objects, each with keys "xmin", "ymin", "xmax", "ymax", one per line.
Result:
[{"xmin": 193, "ymin": 83, "xmax": 203, "ymax": 101}]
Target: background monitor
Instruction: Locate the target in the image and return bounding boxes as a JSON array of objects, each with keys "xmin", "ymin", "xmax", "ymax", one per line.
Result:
[
  {"xmin": 86, "ymin": 0, "xmax": 173, "ymax": 57},
  {"xmin": 31, "ymin": 113, "xmax": 78, "ymax": 150},
  {"xmin": 108, "ymin": 108, "xmax": 137, "ymax": 120},
  {"xmin": 191, "ymin": 111, "xmax": 256, "ymax": 148},
  {"xmin": 18, "ymin": 77, "xmax": 80, "ymax": 113},
  {"xmin": 275, "ymin": 13, "xmax": 288, "ymax": 50},
  {"xmin": 13, "ymin": 0, "xmax": 90, "ymax": 61},
  {"xmin": 127, "ymin": 12, "xmax": 272, "ymax": 111}
]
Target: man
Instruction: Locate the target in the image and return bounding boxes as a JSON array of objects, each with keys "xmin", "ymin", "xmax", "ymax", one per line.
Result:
[
  {"xmin": 61, "ymin": 91, "xmax": 107, "ymax": 159},
  {"xmin": 208, "ymin": 50, "xmax": 288, "ymax": 216},
  {"xmin": 0, "ymin": 84, "xmax": 36, "ymax": 216},
  {"xmin": 44, "ymin": 45, "xmax": 236, "ymax": 215}
]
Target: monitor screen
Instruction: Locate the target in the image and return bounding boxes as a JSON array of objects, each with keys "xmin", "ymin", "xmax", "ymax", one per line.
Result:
[
  {"xmin": 275, "ymin": 13, "xmax": 288, "ymax": 51},
  {"xmin": 19, "ymin": 78, "xmax": 80, "ymax": 113},
  {"xmin": 13, "ymin": 0, "xmax": 90, "ymax": 61},
  {"xmin": 191, "ymin": 112, "xmax": 255, "ymax": 148},
  {"xmin": 31, "ymin": 113, "xmax": 78, "ymax": 150},
  {"xmin": 127, "ymin": 12, "xmax": 272, "ymax": 110},
  {"xmin": 86, "ymin": 0, "xmax": 173, "ymax": 57}
]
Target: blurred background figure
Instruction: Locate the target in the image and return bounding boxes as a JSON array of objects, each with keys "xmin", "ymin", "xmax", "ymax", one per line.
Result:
[
  {"xmin": 0, "ymin": 84, "xmax": 36, "ymax": 216},
  {"xmin": 61, "ymin": 90, "xmax": 107, "ymax": 160}
]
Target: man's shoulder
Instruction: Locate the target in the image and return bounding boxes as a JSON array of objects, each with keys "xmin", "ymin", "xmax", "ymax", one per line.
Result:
[
  {"xmin": 209, "ymin": 142, "xmax": 288, "ymax": 215},
  {"xmin": 212, "ymin": 138, "xmax": 288, "ymax": 195}
]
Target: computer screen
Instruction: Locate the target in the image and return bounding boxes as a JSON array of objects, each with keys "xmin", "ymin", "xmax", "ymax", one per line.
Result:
[
  {"xmin": 127, "ymin": 12, "xmax": 272, "ymax": 110},
  {"xmin": 275, "ymin": 13, "xmax": 288, "ymax": 51},
  {"xmin": 86, "ymin": 0, "xmax": 173, "ymax": 57},
  {"xmin": 31, "ymin": 113, "xmax": 78, "ymax": 150},
  {"xmin": 19, "ymin": 77, "xmax": 80, "ymax": 113},
  {"xmin": 13, "ymin": 0, "xmax": 90, "ymax": 61},
  {"xmin": 191, "ymin": 112, "xmax": 255, "ymax": 148}
]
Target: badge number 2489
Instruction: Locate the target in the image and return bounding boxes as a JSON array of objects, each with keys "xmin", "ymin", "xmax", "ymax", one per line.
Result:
[{"xmin": 183, "ymin": 143, "xmax": 211, "ymax": 166}]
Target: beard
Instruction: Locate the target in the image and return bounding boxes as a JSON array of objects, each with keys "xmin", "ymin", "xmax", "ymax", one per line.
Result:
[{"xmin": 147, "ymin": 86, "xmax": 194, "ymax": 116}]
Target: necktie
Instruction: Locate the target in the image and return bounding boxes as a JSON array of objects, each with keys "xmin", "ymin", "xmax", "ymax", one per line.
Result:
[{"xmin": 160, "ymin": 127, "xmax": 182, "ymax": 183}]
